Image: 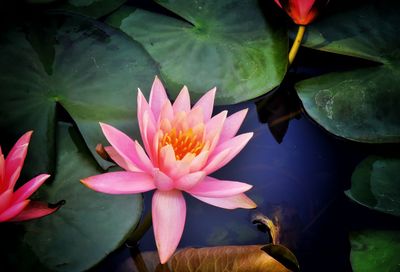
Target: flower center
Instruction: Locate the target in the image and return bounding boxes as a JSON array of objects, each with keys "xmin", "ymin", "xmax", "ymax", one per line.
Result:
[{"xmin": 160, "ymin": 128, "xmax": 204, "ymax": 160}]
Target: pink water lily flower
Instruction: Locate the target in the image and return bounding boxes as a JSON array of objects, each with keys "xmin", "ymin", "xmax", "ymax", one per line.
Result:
[
  {"xmin": 81, "ymin": 77, "xmax": 257, "ymax": 263},
  {"xmin": 0, "ymin": 131, "xmax": 58, "ymax": 222}
]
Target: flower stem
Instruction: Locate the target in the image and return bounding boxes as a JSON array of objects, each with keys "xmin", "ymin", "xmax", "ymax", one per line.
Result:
[{"xmin": 288, "ymin": 25, "xmax": 306, "ymax": 65}]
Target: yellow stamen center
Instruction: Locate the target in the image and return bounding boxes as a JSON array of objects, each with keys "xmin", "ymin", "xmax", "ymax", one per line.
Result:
[{"xmin": 160, "ymin": 128, "xmax": 204, "ymax": 160}]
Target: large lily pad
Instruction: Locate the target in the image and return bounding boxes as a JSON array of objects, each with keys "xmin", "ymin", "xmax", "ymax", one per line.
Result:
[
  {"xmin": 0, "ymin": 14, "xmax": 159, "ymax": 175},
  {"xmin": 1, "ymin": 123, "xmax": 143, "ymax": 271},
  {"xmin": 346, "ymin": 156, "xmax": 400, "ymax": 216},
  {"xmin": 295, "ymin": 0, "xmax": 400, "ymax": 143},
  {"xmin": 350, "ymin": 230, "xmax": 400, "ymax": 272},
  {"xmin": 107, "ymin": 0, "xmax": 288, "ymax": 105}
]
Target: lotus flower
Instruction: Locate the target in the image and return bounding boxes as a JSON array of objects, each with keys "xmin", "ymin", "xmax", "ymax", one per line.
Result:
[
  {"xmin": 81, "ymin": 77, "xmax": 257, "ymax": 263},
  {"xmin": 0, "ymin": 131, "xmax": 58, "ymax": 222},
  {"xmin": 274, "ymin": 0, "xmax": 329, "ymax": 25}
]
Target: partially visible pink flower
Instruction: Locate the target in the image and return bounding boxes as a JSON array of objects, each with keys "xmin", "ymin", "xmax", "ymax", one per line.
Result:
[
  {"xmin": 0, "ymin": 131, "xmax": 58, "ymax": 222},
  {"xmin": 81, "ymin": 77, "xmax": 257, "ymax": 263},
  {"xmin": 274, "ymin": 0, "xmax": 329, "ymax": 25}
]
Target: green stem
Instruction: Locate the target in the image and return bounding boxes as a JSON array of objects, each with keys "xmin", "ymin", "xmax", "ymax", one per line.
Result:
[{"xmin": 288, "ymin": 25, "xmax": 306, "ymax": 65}]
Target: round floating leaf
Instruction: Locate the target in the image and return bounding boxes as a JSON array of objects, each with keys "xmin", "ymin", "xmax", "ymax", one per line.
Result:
[
  {"xmin": 295, "ymin": 0, "xmax": 400, "ymax": 143},
  {"xmin": 346, "ymin": 156, "xmax": 400, "ymax": 216},
  {"xmin": 0, "ymin": 123, "xmax": 143, "ymax": 271},
  {"xmin": 107, "ymin": 0, "xmax": 288, "ymax": 105},
  {"xmin": 0, "ymin": 14, "xmax": 159, "ymax": 174},
  {"xmin": 57, "ymin": 0, "xmax": 126, "ymax": 18},
  {"xmin": 350, "ymin": 230, "xmax": 400, "ymax": 272}
]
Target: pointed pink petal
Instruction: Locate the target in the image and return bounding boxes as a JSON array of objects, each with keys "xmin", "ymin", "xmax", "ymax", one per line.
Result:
[
  {"xmin": 153, "ymin": 169, "xmax": 174, "ymax": 191},
  {"xmin": 158, "ymin": 100, "xmax": 174, "ymax": 123},
  {"xmin": 175, "ymin": 171, "xmax": 206, "ymax": 191},
  {"xmin": 81, "ymin": 171, "xmax": 155, "ymax": 194},
  {"xmin": 149, "ymin": 76, "xmax": 169, "ymax": 120},
  {"xmin": 187, "ymin": 107, "xmax": 204, "ymax": 128},
  {"xmin": 152, "ymin": 190, "xmax": 186, "ymax": 264},
  {"xmin": 5, "ymin": 131, "xmax": 33, "ymax": 189},
  {"xmin": 202, "ymin": 148, "xmax": 231, "ymax": 175},
  {"xmin": 104, "ymin": 146, "xmax": 142, "ymax": 172},
  {"xmin": 137, "ymin": 90, "xmax": 157, "ymax": 159},
  {"xmin": 173, "ymin": 86, "xmax": 191, "ymax": 113},
  {"xmin": 205, "ymin": 110, "xmax": 227, "ymax": 153},
  {"xmin": 187, "ymin": 176, "xmax": 252, "ymax": 197},
  {"xmin": 133, "ymin": 140, "xmax": 154, "ymax": 172},
  {"xmin": 141, "ymin": 110, "xmax": 157, "ymax": 163},
  {"xmin": 0, "ymin": 189, "xmax": 13, "ymax": 214},
  {"xmin": 207, "ymin": 133, "xmax": 253, "ymax": 173},
  {"xmin": 193, "ymin": 87, "xmax": 216, "ymax": 122},
  {"xmin": 190, "ymin": 150, "xmax": 209, "ymax": 172},
  {"xmin": 13, "ymin": 174, "xmax": 50, "ymax": 203},
  {"xmin": 100, "ymin": 123, "xmax": 153, "ymax": 172},
  {"xmin": 192, "ymin": 193, "xmax": 257, "ymax": 209},
  {"xmin": 0, "ymin": 200, "xmax": 30, "ymax": 222},
  {"xmin": 159, "ymin": 145, "xmax": 177, "ymax": 176},
  {"xmin": 10, "ymin": 201, "xmax": 59, "ymax": 222},
  {"xmin": 219, "ymin": 109, "xmax": 248, "ymax": 144}
]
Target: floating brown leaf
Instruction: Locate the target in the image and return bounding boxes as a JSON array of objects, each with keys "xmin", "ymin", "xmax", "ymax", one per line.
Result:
[{"xmin": 166, "ymin": 245, "xmax": 291, "ymax": 272}]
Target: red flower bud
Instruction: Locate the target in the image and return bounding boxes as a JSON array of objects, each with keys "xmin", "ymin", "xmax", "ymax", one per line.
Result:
[{"xmin": 274, "ymin": 0, "xmax": 329, "ymax": 25}]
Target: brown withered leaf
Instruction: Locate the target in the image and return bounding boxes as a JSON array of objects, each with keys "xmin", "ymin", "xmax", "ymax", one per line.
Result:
[{"xmin": 166, "ymin": 245, "xmax": 291, "ymax": 272}]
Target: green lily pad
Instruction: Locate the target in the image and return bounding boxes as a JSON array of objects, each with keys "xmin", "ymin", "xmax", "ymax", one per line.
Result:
[
  {"xmin": 346, "ymin": 156, "xmax": 400, "ymax": 216},
  {"xmin": 107, "ymin": 0, "xmax": 288, "ymax": 105},
  {"xmin": 350, "ymin": 230, "xmax": 400, "ymax": 272},
  {"xmin": 295, "ymin": 0, "xmax": 400, "ymax": 143},
  {"xmin": 58, "ymin": 0, "xmax": 126, "ymax": 19},
  {"xmin": 0, "ymin": 122, "xmax": 143, "ymax": 271},
  {"xmin": 0, "ymin": 14, "xmax": 159, "ymax": 175}
]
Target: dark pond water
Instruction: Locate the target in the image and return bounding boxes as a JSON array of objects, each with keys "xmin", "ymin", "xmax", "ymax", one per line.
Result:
[{"xmin": 94, "ymin": 81, "xmax": 379, "ymax": 272}]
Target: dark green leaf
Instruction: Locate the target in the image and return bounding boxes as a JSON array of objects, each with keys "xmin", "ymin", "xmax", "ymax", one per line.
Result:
[
  {"xmin": 57, "ymin": 0, "xmax": 126, "ymax": 18},
  {"xmin": 107, "ymin": 0, "xmax": 288, "ymax": 104},
  {"xmin": 346, "ymin": 156, "xmax": 400, "ymax": 216},
  {"xmin": 350, "ymin": 230, "xmax": 400, "ymax": 272},
  {"xmin": 0, "ymin": 123, "xmax": 143, "ymax": 271},
  {"xmin": 0, "ymin": 14, "xmax": 159, "ymax": 174},
  {"xmin": 295, "ymin": 0, "xmax": 400, "ymax": 143}
]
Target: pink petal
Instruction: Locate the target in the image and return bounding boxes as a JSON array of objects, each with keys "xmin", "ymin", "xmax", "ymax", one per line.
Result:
[
  {"xmin": 153, "ymin": 169, "xmax": 174, "ymax": 191},
  {"xmin": 173, "ymin": 86, "xmax": 191, "ymax": 113},
  {"xmin": 104, "ymin": 146, "xmax": 142, "ymax": 172},
  {"xmin": 205, "ymin": 110, "xmax": 227, "ymax": 153},
  {"xmin": 13, "ymin": 174, "xmax": 50, "ymax": 203},
  {"xmin": 219, "ymin": 109, "xmax": 248, "ymax": 144},
  {"xmin": 152, "ymin": 190, "xmax": 186, "ymax": 264},
  {"xmin": 189, "ymin": 150, "xmax": 209, "ymax": 172},
  {"xmin": 149, "ymin": 76, "xmax": 169, "ymax": 120},
  {"xmin": 0, "ymin": 151, "xmax": 6, "ymax": 192},
  {"xmin": 137, "ymin": 90, "xmax": 157, "ymax": 158},
  {"xmin": 100, "ymin": 123, "xmax": 153, "ymax": 172},
  {"xmin": 175, "ymin": 171, "xmax": 206, "ymax": 191},
  {"xmin": 274, "ymin": 0, "xmax": 283, "ymax": 8},
  {"xmin": 187, "ymin": 176, "xmax": 253, "ymax": 198},
  {"xmin": 159, "ymin": 145, "xmax": 177, "ymax": 176},
  {"xmin": 187, "ymin": 107, "xmax": 204, "ymax": 128},
  {"xmin": 141, "ymin": 110, "xmax": 157, "ymax": 163},
  {"xmin": 192, "ymin": 193, "xmax": 257, "ymax": 209},
  {"xmin": 0, "ymin": 200, "xmax": 30, "ymax": 222},
  {"xmin": 10, "ymin": 201, "xmax": 59, "ymax": 222},
  {"xmin": 207, "ymin": 133, "xmax": 253, "ymax": 173},
  {"xmin": 193, "ymin": 87, "xmax": 216, "ymax": 122},
  {"xmin": 5, "ymin": 131, "xmax": 33, "ymax": 189},
  {"xmin": 202, "ymin": 148, "xmax": 231, "ymax": 175},
  {"xmin": 158, "ymin": 100, "xmax": 174, "ymax": 124},
  {"xmin": 0, "ymin": 189, "xmax": 13, "ymax": 214},
  {"xmin": 81, "ymin": 171, "xmax": 155, "ymax": 194}
]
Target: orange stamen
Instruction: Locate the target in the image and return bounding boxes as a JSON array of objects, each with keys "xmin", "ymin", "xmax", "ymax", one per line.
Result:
[{"xmin": 160, "ymin": 128, "xmax": 204, "ymax": 160}]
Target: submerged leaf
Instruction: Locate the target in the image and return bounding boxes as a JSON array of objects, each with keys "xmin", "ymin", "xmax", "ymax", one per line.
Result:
[{"xmin": 262, "ymin": 244, "xmax": 300, "ymax": 272}]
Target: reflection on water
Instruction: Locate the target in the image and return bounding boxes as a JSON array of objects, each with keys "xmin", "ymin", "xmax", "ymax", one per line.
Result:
[{"xmin": 96, "ymin": 87, "xmax": 367, "ymax": 272}]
